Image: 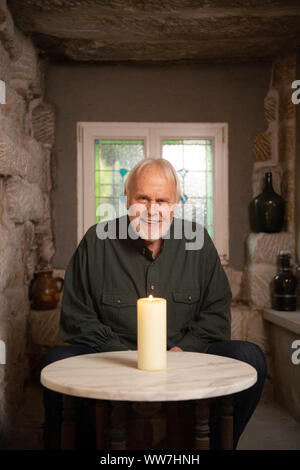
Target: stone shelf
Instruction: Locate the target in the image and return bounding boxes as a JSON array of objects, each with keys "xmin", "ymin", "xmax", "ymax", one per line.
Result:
[
  {"xmin": 262, "ymin": 307, "xmax": 300, "ymax": 424},
  {"xmin": 263, "ymin": 309, "xmax": 300, "ymax": 335},
  {"xmin": 28, "ymin": 300, "xmax": 65, "ymax": 348}
]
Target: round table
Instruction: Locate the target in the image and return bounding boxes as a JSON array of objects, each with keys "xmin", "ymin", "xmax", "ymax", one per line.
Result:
[{"xmin": 41, "ymin": 351, "xmax": 257, "ymax": 450}]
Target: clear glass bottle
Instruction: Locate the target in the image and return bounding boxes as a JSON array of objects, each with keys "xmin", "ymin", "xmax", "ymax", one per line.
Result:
[{"xmin": 272, "ymin": 251, "xmax": 298, "ymax": 311}]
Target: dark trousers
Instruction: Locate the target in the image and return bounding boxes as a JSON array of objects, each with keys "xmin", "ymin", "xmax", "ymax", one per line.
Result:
[{"xmin": 41, "ymin": 340, "xmax": 267, "ymax": 450}]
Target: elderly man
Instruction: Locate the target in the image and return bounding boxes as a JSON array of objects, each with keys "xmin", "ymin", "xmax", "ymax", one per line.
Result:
[{"xmin": 42, "ymin": 158, "xmax": 267, "ymax": 450}]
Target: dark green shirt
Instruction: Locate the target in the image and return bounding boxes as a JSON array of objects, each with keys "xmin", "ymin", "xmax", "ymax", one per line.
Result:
[{"xmin": 59, "ymin": 215, "xmax": 232, "ymax": 353}]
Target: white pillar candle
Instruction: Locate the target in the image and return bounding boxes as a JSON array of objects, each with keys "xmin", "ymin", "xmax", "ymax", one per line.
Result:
[{"xmin": 137, "ymin": 295, "xmax": 167, "ymax": 371}]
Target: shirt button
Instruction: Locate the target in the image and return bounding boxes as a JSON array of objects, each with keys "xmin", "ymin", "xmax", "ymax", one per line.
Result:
[
  {"xmin": 142, "ymin": 248, "xmax": 146, "ymax": 255},
  {"xmin": 150, "ymin": 285, "xmax": 155, "ymax": 290}
]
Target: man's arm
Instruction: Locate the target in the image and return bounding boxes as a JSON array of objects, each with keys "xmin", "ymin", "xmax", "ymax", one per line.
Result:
[
  {"xmin": 175, "ymin": 229, "xmax": 232, "ymax": 353},
  {"xmin": 59, "ymin": 237, "xmax": 128, "ymax": 353}
]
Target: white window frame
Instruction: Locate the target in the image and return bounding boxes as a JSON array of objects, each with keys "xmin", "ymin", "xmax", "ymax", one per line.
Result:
[{"xmin": 77, "ymin": 122, "xmax": 229, "ymax": 263}]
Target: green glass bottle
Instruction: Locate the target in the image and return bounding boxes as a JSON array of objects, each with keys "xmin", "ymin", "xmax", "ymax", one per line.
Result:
[
  {"xmin": 251, "ymin": 172, "xmax": 285, "ymax": 233},
  {"xmin": 272, "ymin": 252, "xmax": 298, "ymax": 311}
]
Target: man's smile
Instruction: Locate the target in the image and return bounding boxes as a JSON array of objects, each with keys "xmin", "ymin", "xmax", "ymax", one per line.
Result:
[{"xmin": 140, "ymin": 218, "xmax": 161, "ymax": 224}]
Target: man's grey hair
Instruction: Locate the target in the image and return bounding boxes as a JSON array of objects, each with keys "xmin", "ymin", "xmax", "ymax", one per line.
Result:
[{"xmin": 124, "ymin": 157, "xmax": 181, "ymax": 201}]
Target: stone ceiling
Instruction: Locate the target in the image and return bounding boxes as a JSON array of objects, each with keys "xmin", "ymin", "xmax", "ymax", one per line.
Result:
[{"xmin": 6, "ymin": 0, "xmax": 300, "ymax": 63}]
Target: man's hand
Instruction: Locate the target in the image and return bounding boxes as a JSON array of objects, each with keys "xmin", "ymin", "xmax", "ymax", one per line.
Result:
[{"xmin": 169, "ymin": 346, "xmax": 183, "ymax": 352}]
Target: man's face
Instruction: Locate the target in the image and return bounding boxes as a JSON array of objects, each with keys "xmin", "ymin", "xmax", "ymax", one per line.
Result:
[{"xmin": 126, "ymin": 166, "xmax": 178, "ymax": 241}]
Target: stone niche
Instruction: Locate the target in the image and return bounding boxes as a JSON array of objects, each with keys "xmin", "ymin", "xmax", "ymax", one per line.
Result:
[
  {"xmin": 0, "ymin": 0, "xmax": 55, "ymax": 448},
  {"xmin": 234, "ymin": 53, "xmax": 298, "ymax": 404}
]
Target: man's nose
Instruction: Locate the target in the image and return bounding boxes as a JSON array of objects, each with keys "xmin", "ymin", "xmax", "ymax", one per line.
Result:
[{"xmin": 146, "ymin": 202, "xmax": 159, "ymax": 216}]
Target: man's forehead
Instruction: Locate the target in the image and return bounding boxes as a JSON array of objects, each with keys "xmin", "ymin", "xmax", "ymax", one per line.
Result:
[{"xmin": 135, "ymin": 167, "xmax": 173, "ymax": 187}]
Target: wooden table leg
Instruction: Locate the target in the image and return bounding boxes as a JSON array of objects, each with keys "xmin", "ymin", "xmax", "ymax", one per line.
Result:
[
  {"xmin": 166, "ymin": 402, "xmax": 180, "ymax": 449},
  {"xmin": 194, "ymin": 399, "xmax": 210, "ymax": 450},
  {"xmin": 61, "ymin": 395, "xmax": 77, "ymax": 450},
  {"xmin": 94, "ymin": 400, "xmax": 110, "ymax": 450},
  {"xmin": 219, "ymin": 395, "xmax": 234, "ymax": 450},
  {"xmin": 110, "ymin": 401, "xmax": 129, "ymax": 450}
]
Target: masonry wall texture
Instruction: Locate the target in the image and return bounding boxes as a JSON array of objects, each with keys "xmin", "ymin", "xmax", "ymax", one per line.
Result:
[
  {"xmin": 296, "ymin": 48, "xmax": 300, "ymax": 265},
  {"xmin": 0, "ymin": 1, "xmax": 55, "ymax": 447},
  {"xmin": 0, "ymin": 0, "xmax": 299, "ymax": 448}
]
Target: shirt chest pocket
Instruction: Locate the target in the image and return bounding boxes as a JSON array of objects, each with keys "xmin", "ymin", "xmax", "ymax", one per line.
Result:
[
  {"xmin": 171, "ymin": 289, "xmax": 201, "ymax": 330},
  {"xmin": 100, "ymin": 293, "xmax": 138, "ymax": 333}
]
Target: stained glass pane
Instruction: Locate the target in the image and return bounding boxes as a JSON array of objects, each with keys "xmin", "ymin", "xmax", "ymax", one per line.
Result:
[
  {"xmin": 95, "ymin": 139, "xmax": 145, "ymax": 223},
  {"xmin": 184, "ymin": 172, "xmax": 206, "ymax": 198},
  {"xmin": 162, "ymin": 139, "xmax": 214, "ymax": 239}
]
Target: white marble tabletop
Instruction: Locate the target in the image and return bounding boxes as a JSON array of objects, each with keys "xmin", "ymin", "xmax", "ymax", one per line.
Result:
[{"xmin": 41, "ymin": 351, "xmax": 257, "ymax": 402}]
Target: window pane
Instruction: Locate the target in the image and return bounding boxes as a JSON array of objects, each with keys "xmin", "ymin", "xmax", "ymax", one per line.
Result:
[
  {"xmin": 162, "ymin": 139, "xmax": 213, "ymax": 239},
  {"xmin": 95, "ymin": 139, "xmax": 145, "ymax": 222}
]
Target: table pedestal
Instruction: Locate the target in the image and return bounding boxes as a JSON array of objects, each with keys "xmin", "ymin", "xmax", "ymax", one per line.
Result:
[
  {"xmin": 41, "ymin": 352, "xmax": 251, "ymax": 451},
  {"xmin": 89, "ymin": 397, "xmax": 234, "ymax": 450}
]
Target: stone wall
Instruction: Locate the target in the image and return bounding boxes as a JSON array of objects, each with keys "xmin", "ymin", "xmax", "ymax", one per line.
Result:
[
  {"xmin": 0, "ymin": 0, "xmax": 55, "ymax": 447},
  {"xmin": 241, "ymin": 53, "xmax": 297, "ymax": 309},
  {"xmin": 234, "ymin": 53, "xmax": 298, "ymax": 400}
]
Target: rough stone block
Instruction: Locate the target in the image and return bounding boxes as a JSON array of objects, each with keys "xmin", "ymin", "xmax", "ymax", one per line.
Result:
[
  {"xmin": 23, "ymin": 136, "xmax": 45, "ymax": 188},
  {"xmin": 231, "ymin": 302, "xmax": 247, "ymax": 341},
  {"xmin": 264, "ymin": 88, "xmax": 278, "ymax": 123},
  {"xmin": 23, "ymin": 249, "xmax": 39, "ymax": 285},
  {"xmin": 0, "ymin": 176, "xmax": 4, "ymax": 224},
  {"xmin": 281, "ymin": 166, "xmax": 295, "ymax": 202},
  {"xmin": 4, "ymin": 175, "xmax": 44, "ymax": 224},
  {"xmin": 279, "ymin": 88, "xmax": 296, "ymax": 122},
  {"xmin": 284, "ymin": 200, "xmax": 295, "ymax": 233},
  {"xmin": 31, "ymin": 57, "xmax": 45, "ymax": 99},
  {"xmin": 0, "ymin": 40, "xmax": 10, "ymax": 81},
  {"xmin": 223, "ymin": 266, "xmax": 242, "ymax": 301},
  {"xmin": 28, "ymin": 302, "xmax": 65, "ymax": 348},
  {"xmin": 19, "ymin": 220, "xmax": 36, "ymax": 255},
  {"xmin": 272, "ymin": 53, "xmax": 297, "ymax": 89},
  {"xmin": 17, "ymin": 220, "xmax": 38, "ymax": 284},
  {"xmin": 1, "ymin": 86, "xmax": 26, "ymax": 140},
  {"xmin": 9, "ymin": 33, "xmax": 38, "ymax": 97},
  {"xmin": 245, "ymin": 308, "xmax": 271, "ymax": 355},
  {"xmin": 241, "ymin": 262, "xmax": 277, "ymax": 309},
  {"xmin": 0, "ymin": 221, "xmax": 18, "ymax": 293},
  {"xmin": 32, "ymin": 102, "xmax": 55, "ymax": 147},
  {"xmin": 253, "ymin": 130, "xmax": 272, "ymax": 163},
  {"xmin": 246, "ymin": 232, "xmax": 296, "ymax": 266},
  {"xmin": 279, "ymin": 124, "xmax": 296, "ymax": 162},
  {"xmin": 0, "ymin": 287, "xmax": 30, "ymax": 417},
  {"xmin": 0, "ymin": 129, "xmax": 29, "ymax": 177},
  {"xmin": 0, "ymin": 0, "xmax": 22, "ymax": 60}
]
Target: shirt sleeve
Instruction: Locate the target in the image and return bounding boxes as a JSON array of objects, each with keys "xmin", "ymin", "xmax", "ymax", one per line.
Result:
[
  {"xmin": 175, "ymin": 231, "xmax": 232, "ymax": 353},
  {"xmin": 59, "ymin": 237, "xmax": 128, "ymax": 352}
]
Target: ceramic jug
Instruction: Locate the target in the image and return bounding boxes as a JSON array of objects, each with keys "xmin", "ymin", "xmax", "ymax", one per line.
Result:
[{"xmin": 29, "ymin": 270, "xmax": 64, "ymax": 310}]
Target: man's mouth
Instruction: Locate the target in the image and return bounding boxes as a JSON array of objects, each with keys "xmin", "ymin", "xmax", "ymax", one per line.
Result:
[{"xmin": 140, "ymin": 218, "xmax": 161, "ymax": 224}]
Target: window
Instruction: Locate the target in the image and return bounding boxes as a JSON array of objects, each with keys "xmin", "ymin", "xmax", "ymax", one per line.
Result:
[{"xmin": 77, "ymin": 122, "xmax": 229, "ymax": 263}]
